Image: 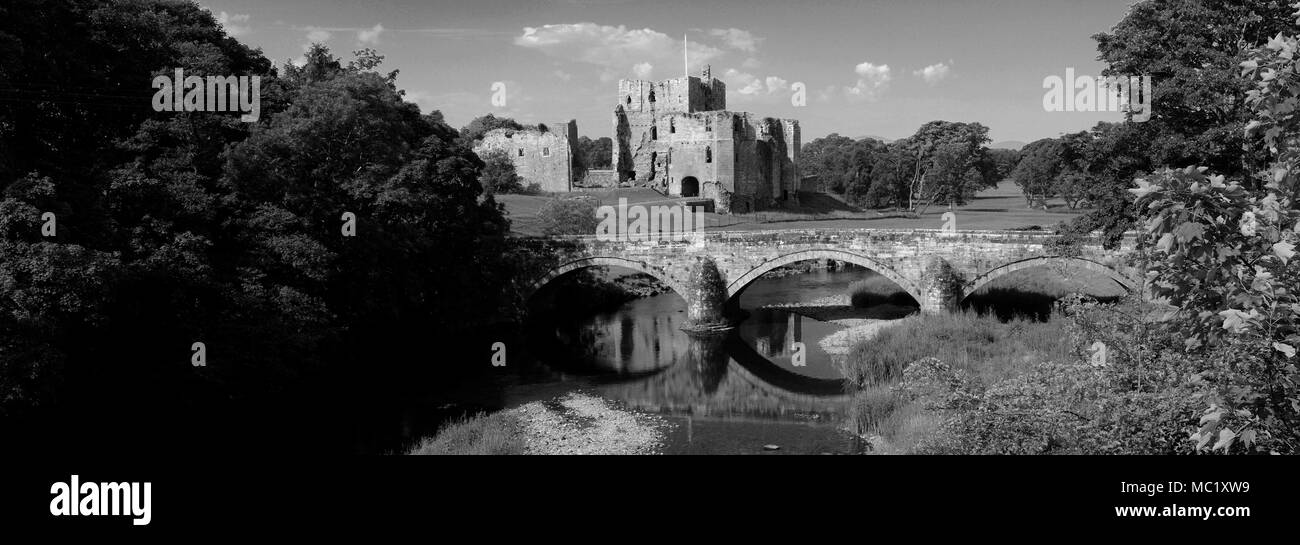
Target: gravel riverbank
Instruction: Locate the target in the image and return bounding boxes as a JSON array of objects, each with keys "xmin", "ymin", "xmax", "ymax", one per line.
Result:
[{"xmin": 515, "ymin": 392, "xmax": 670, "ymax": 455}]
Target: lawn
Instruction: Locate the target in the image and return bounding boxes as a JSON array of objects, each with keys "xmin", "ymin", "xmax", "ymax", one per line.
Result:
[{"xmin": 498, "ymin": 181, "xmax": 1086, "ymax": 236}]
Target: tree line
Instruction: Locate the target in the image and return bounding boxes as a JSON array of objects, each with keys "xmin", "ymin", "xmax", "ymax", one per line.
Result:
[{"xmin": 0, "ymin": 0, "xmax": 538, "ymax": 423}]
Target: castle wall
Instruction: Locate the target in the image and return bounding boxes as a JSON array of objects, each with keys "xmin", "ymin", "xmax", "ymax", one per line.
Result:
[{"xmin": 473, "ymin": 120, "xmax": 577, "ymax": 193}]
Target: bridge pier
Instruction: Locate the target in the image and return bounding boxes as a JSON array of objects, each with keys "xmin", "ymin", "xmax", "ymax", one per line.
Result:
[
  {"xmin": 682, "ymin": 256, "xmax": 732, "ymax": 331},
  {"xmin": 919, "ymin": 255, "xmax": 963, "ymax": 314}
]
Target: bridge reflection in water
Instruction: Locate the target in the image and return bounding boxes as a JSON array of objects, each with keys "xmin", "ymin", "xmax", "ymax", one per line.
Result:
[{"xmin": 535, "ymin": 285, "xmax": 857, "ymax": 427}]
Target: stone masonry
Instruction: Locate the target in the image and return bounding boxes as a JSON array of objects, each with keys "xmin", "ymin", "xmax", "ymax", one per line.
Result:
[
  {"xmin": 473, "ymin": 120, "xmax": 578, "ymax": 192},
  {"xmin": 522, "ymin": 228, "xmax": 1141, "ymax": 328},
  {"xmin": 612, "ymin": 66, "xmax": 800, "ymax": 214}
]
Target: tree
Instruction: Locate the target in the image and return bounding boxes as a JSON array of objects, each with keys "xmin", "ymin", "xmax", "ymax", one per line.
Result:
[
  {"xmin": 460, "ymin": 114, "xmax": 529, "ymax": 143},
  {"xmin": 0, "ymin": 1, "xmax": 522, "ymax": 421},
  {"xmin": 1069, "ymin": 0, "xmax": 1296, "ymax": 242},
  {"xmin": 865, "ymin": 143, "xmax": 918, "ymax": 209},
  {"xmin": 800, "ymin": 134, "xmax": 859, "ymax": 194},
  {"xmin": 844, "ymin": 138, "xmax": 889, "ymax": 206},
  {"xmin": 983, "ymin": 148, "xmax": 1022, "ymax": 182},
  {"xmin": 479, "ymin": 149, "xmax": 523, "ymax": 194},
  {"xmin": 897, "ymin": 121, "xmax": 993, "ymax": 213},
  {"xmin": 576, "ymin": 136, "xmax": 612, "ymax": 170},
  {"xmin": 1010, "ymin": 138, "xmax": 1064, "ymax": 207}
]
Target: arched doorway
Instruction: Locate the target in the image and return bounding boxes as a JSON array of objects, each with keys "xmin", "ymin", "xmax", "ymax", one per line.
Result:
[{"xmin": 681, "ymin": 176, "xmax": 700, "ymax": 197}]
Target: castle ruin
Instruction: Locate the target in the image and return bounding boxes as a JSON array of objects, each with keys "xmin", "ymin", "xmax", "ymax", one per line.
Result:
[
  {"xmin": 473, "ymin": 120, "xmax": 578, "ymax": 193},
  {"xmin": 472, "ymin": 67, "xmax": 800, "ymax": 214}
]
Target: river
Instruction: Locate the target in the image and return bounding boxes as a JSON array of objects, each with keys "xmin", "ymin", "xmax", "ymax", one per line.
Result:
[{"xmin": 503, "ymin": 266, "xmax": 905, "ymax": 454}]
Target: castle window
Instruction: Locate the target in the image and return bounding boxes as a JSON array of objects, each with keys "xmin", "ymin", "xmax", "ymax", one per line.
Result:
[
  {"xmin": 518, "ymin": 148, "xmax": 524, "ymax": 157},
  {"xmin": 705, "ymin": 146, "xmax": 712, "ymax": 163},
  {"xmin": 705, "ymin": 118, "xmax": 712, "ymax": 132},
  {"xmin": 648, "ymin": 90, "xmax": 656, "ymax": 103},
  {"xmin": 542, "ymin": 147, "xmax": 551, "ymax": 157},
  {"xmin": 670, "ymin": 118, "xmax": 675, "ymax": 133},
  {"xmin": 626, "ymin": 96, "xmax": 632, "ymax": 105},
  {"xmin": 650, "ymin": 126, "xmax": 657, "ymax": 140}
]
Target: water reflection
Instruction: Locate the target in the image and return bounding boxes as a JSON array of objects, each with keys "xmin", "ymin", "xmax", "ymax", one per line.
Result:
[{"xmin": 532, "ymin": 268, "xmax": 885, "ymax": 423}]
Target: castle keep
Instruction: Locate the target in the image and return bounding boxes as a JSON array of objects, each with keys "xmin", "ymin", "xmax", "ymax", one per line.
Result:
[
  {"xmin": 473, "ymin": 67, "xmax": 801, "ymax": 214},
  {"xmin": 609, "ymin": 67, "xmax": 801, "ymax": 214}
]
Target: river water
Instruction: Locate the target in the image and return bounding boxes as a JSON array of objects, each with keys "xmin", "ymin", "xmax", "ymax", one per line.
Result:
[{"xmin": 510, "ymin": 266, "xmax": 903, "ymax": 454}]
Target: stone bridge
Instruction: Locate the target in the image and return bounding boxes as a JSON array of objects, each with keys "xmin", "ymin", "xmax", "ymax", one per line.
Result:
[{"xmin": 522, "ymin": 229, "xmax": 1140, "ymax": 328}]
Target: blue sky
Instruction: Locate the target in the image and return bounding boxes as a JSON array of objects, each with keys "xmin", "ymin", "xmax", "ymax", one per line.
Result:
[{"xmin": 200, "ymin": 0, "xmax": 1140, "ymax": 144}]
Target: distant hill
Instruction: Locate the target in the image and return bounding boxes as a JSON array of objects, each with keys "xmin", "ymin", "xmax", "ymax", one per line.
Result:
[
  {"xmin": 855, "ymin": 135, "xmax": 893, "ymax": 143},
  {"xmin": 990, "ymin": 140, "xmax": 1026, "ymax": 150}
]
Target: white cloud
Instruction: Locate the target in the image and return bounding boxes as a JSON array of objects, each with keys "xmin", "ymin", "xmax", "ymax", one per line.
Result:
[
  {"xmin": 553, "ymin": 70, "xmax": 573, "ymax": 81},
  {"xmin": 722, "ymin": 69, "xmax": 789, "ymax": 98},
  {"xmin": 515, "ymin": 23, "xmax": 722, "ymax": 81},
  {"xmin": 845, "ymin": 61, "xmax": 891, "ymax": 101},
  {"xmin": 216, "ymin": 11, "xmax": 251, "ymax": 37},
  {"xmin": 913, "ymin": 61, "xmax": 952, "ymax": 84},
  {"xmin": 358, "ymin": 24, "xmax": 385, "ymax": 45},
  {"xmin": 306, "ymin": 26, "xmax": 333, "ymax": 43},
  {"xmin": 708, "ymin": 28, "xmax": 761, "ymax": 53},
  {"xmin": 633, "ymin": 62, "xmax": 655, "ymax": 79},
  {"xmin": 741, "ymin": 57, "xmax": 761, "ymax": 69}
]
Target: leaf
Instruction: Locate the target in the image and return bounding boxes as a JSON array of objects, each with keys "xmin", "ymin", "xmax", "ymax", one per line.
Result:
[
  {"xmin": 1129, "ymin": 178, "xmax": 1158, "ymax": 198},
  {"xmin": 1241, "ymin": 429, "xmax": 1257, "ymax": 448},
  {"xmin": 1196, "ymin": 430, "xmax": 1214, "ymax": 450},
  {"xmin": 1274, "ymin": 342, "xmax": 1297, "ymax": 358},
  {"xmin": 1219, "ymin": 309, "xmax": 1251, "ymax": 333},
  {"xmin": 1212, "ymin": 429, "xmax": 1237, "ymax": 451},
  {"xmin": 1273, "ymin": 241, "xmax": 1295, "ymax": 263},
  {"xmin": 1174, "ymin": 222, "xmax": 1206, "ymax": 242},
  {"xmin": 1156, "ymin": 233, "xmax": 1176, "ymax": 253}
]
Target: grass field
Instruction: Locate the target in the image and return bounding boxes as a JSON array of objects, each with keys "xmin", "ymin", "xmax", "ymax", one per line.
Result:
[{"xmin": 497, "ymin": 181, "xmax": 1086, "ymax": 236}]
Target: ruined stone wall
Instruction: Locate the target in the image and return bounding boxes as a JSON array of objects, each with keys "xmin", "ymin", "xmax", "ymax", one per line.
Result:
[
  {"xmin": 608, "ymin": 77, "xmax": 795, "ymax": 214},
  {"xmin": 617, "ymin": 76, "xmax": 725, "ymax": 114},
  {"xmin": 474, "ymin": 120, "xmax": 577, "ymax": 192},
  {"xmin": 579, "ymin": 169, "xmax": 619, "ymax": 188},
  {"xmin": 782, "ymin": 119, "xmax": 801, "ymax": 200}
]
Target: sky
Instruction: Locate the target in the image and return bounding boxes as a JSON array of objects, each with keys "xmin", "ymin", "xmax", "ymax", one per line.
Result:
[{"xmin": 199, "ymin": 0, "xmax": 1143, "ymax": 144}]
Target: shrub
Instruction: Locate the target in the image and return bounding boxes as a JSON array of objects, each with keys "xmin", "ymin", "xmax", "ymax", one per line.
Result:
[
  {"xmin": 478, "ymin": 149, "xmax": 523, "ymax": 195},
  {"xmin": 537, "ymin": 197, "xmax": 598, "ymax": 236}
]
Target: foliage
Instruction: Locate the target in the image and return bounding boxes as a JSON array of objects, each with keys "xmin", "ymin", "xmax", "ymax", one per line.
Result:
[
  {"xmin": 478, "ymin": 149, "xmax": 523, "ymax": 194},
  {"xmin": 900, "ymin": 296, "xmax": 1204, "ymax": 455},
  {"xmin": 537, "ymin": 198, "xmax": 598, "ymax": 236},
  {"xmin": 574, "ymin": 136, "xmax": 612, "ymax": 175},
  {"xmin": 459, "ymin": 114, "xmax": 529, "ymax": 143},
  {"xmin": 1010, "ymin": 138, "xmax": 1064, "ymax": 207},
  {"xmin": 0, "ymin": 1, "xmax": 522, "ymax": 417},
  {"xmin": 1127, "ymin": 19, "xmax": 1300, "ymax": 450},
  {"xmin": 1065, "ymin": 0, "xmax": 1296, "ymax": 241}
]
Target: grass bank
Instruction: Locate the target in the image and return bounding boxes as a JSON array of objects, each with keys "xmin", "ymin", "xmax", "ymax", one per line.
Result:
[
  {"xmin": 838, "ymin": 309, "xmax": 1075, "ymax": 453},
  {"xmin": 406, "ymin": 411, "xmax": 526, "ymax": 455}
]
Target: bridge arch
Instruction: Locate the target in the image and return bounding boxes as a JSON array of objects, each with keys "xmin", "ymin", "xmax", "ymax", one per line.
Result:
[
  {"xmin": 525, "ymin": 256, "xmax": 692, "ymax": 303},
  {"xmin": 724, "ymin": 249, "xmax": 924, "ymax": 306},
  {"xmin": 961, "ymin": 256, "xmax": 1136, "ymax": 302}
]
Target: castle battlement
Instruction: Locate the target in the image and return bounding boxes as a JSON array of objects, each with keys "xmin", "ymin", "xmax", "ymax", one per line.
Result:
[{"xmin": 617, "ymin": 75, "xmax": 726, "ymax": 114}]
